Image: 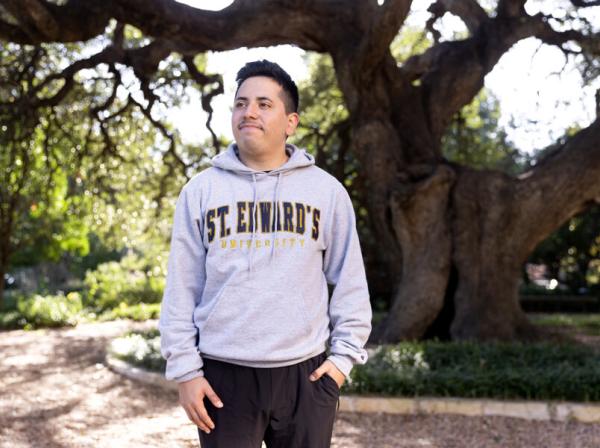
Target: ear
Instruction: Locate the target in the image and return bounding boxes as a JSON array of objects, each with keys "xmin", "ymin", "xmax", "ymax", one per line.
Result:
[{"xmin": 285, "ymin": 112, "xmax": 300, "ymax": 137}]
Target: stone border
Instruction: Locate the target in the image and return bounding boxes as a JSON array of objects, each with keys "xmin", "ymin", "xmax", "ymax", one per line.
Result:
[
  {"xmin": 106, "ymin": 354, "xmax": 178, "ymax": 391},
  {"xmin": 105, "ymin": 351, "xmax": 600, "ymax": 424},
  {"xmin": 341, "ymin": 396, "xmax": 600, "ymax": 423}
]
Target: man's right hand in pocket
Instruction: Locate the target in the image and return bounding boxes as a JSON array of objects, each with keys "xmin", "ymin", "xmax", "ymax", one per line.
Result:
[{"xmin": 178, "ymin": 376, "xmax": 224, "ymax": 434}]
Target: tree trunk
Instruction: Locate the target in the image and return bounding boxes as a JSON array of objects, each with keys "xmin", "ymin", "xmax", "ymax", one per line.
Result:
[
  {"xmin": 0, "ymin": 248, "xmax": 8, "ymax": 309},
  {"xmin": 450, "ymin": 167, "xmax": 538, "ymax": 340},
  {"xmin": 0, "ymin": 269, "xmax": 5, "ymax": 309},
  {"xmin": 375, "ymin": 164, "xmax": 455, "ymax": 341}
]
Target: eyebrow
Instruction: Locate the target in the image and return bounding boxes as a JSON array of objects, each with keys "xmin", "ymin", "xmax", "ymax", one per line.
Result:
[{"xmin": 234, "ymin": 96, "xmax": 273, "ymax": 102}]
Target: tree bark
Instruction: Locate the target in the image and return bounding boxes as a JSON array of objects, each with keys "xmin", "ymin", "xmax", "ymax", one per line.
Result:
[
  {"xmin": 450, "ymin": 168, "xmax": 539, "ymax": 340},
  {"xmin": 377, "ymin": 164, "xmax": 455, "ymax": 340},
  {"xmin": 0, "ymin": 230, "xmax": 10, "ymax": 308}
]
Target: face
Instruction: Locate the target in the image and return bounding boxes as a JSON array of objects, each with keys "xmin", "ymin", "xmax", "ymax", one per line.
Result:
[{"xmin": 231, "ymin": 76, "xmax": 299, "ymax": 158}]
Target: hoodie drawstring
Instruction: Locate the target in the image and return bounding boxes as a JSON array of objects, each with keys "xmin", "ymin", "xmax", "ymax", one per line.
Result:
[
  {"xmin": 247, "ymin": 171, "xmax": 283, "ymax": 272},
  {"xmin": 270, "ymin": 172, "xmax": 282, "ymax": 264},
  {"xmin": 248, "ymin": 173, "xmax": 258, "ymax": 272}
]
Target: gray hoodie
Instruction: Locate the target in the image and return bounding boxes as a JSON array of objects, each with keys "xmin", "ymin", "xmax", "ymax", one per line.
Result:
[{"xmin": 158, "ymin": 143, "xmax": 372, "ymax": 383}]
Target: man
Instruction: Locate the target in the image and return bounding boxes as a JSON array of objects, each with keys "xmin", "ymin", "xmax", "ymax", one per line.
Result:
[{"xmin": 159, "ymin": 60, "xmax": 372, "ymax": 448}]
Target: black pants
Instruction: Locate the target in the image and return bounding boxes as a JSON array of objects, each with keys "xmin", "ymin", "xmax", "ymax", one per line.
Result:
[{"xmin": 198, "ymin": 351, "xmax": 340, "ymax": 448}]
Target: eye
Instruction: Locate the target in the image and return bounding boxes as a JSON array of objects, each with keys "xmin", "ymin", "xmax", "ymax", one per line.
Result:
[{"xmin": 259, "ymin": 102, "xmax": 271, "ymax": 109}]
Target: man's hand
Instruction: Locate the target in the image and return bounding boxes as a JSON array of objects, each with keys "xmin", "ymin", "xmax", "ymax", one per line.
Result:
[
  {"xmin": 178, "ymin": 376, "xmax": 223, "ymax": 434},
  {"xmin": 309, "ymin": 359, "xmax": 345, "ymax": 388}
]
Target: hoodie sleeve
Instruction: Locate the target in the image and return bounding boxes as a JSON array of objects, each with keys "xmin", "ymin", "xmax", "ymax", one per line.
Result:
[
  {"xmin": 323, "ymin": 183, "xmax": 372, "ymax": 378},
  {"xmin": 158, "ymin": 183, "xmax": 206, "ymax": 383}
]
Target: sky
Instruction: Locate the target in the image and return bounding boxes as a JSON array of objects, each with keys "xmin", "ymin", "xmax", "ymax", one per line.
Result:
[{"xmin": 170, "ymin": 0, "xmax": 600, "ymax": 155}]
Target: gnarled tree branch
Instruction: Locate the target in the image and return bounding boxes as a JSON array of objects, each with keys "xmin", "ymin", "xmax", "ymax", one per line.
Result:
[
  {"xmin": 515, "ymin": 118, "xmax": 600, "ymax": 258},
  {"xmin": 426, "ymin": 0, "xmax": 488, "ymax": 39}
]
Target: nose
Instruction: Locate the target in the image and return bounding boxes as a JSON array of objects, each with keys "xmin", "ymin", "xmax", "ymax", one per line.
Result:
[{"xmin": 243, "ymin": 102, "xmax": 259, "ymax": 119}]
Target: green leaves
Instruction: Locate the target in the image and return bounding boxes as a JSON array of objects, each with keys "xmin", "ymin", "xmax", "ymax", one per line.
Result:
[
  {"xmin": 110, "ymin": 329, "xmax": 165, "ymax": 372},
  {"xmin": 14, "ymin": 292, "xmax": 83, "ymax": 330},
  {"xmin": 442, "ymin": 89, "xmax": 525, "ymax": 173},
  {"xmin": 83, "ymin": 250, "xmax": 166, "ymax": 312},
  {"xmin": 348, "ymin": 341, "xmax": 600, "ymax": 401}
]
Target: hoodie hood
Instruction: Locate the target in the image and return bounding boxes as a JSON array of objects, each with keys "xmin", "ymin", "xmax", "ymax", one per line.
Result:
[
  {"xmin": 211, "ymin": 142, "xmax": 315, "ymax": 174},
  {"xmin": 210, "ymin": 143, "xmax": 315, "ymax": 272}
]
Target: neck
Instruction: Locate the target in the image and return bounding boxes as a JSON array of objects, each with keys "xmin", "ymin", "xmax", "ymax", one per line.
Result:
[{"xmin": 236, "ymin": 144, "xmax": 290, "ymax": 171}]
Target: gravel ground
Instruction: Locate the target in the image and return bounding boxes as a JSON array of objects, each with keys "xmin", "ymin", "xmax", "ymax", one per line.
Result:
[{"xmin": 0, "ymin": 320, "xmax": 599, "ymax": 448}]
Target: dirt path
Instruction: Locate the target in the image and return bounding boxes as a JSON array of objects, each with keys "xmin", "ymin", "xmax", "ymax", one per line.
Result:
[{"xmin": 1, "ymin": 320, "xmax": 599, "ymax": 447}]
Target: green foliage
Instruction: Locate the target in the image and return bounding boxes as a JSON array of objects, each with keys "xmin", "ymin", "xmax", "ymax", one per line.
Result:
[
  {"xmin": 8, "ymin": 168, "xmax": 92, "ymax": 267},
  {"xmin": 293, "ymin": 52, "xmax": 351, "ymax": 184},
  {"xmin": 530, "ymin": 313, "xmax": 600, "ymax": 335},
  {"xmin": 83, "ymin": 250, "xmax": 166, "ymax": 312},
  {"xmin": 347, "ymin": 342, "xmax": 600, "ymax": 401},
  {"xmin": 0, "ymin": 311, "xmax": 23, "ymax": 330},
  {"xmin": 441, "ymin": 90, "xmax": 525, "ymax": 173},
  {"xmin": 109, "ymin": 329, "xmax": 165, "ymax": 372},
  {"xmin": 391, "ymin": 25, "xmax": 433, "ymax": 64},
  {"xmin": 0, "ymin": 43, "xmax": 95, "ymax": 273},
  {"xmin": 9, "ymin": 292, "xmax": 83, "ymax": 330},
  {"xmin": 66, "ymin": 232, "xmax": 123, "ymax": 280},
  {"xmin": 0, "ymin": 291, "xmax": 19, "ymax": 312},
  {"xmin": 1, "ymin": 36, "xmax": 193, "ymax": 302},
  {"xmin": 527, "ymin": 205, "xmax": 600, "ymax": 295},
  {"xmin": 98, "ymin": 302, "xmax": 161, "ymax": 321}
]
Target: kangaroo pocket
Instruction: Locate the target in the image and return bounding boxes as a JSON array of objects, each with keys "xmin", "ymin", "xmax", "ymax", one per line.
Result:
[{"xmin": 199, "ymin": 285, "xmax": 311, "ymax": 362}]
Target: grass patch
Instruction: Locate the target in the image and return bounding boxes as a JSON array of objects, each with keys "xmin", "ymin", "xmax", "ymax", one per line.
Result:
[{"xmin": 529, "ymin": 313, "xmax": 600, "ymax": 335}]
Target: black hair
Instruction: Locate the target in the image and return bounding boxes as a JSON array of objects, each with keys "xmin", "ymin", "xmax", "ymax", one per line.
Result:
[{"xmin": 235, "ymin": 60, "xmax": 299, "ymax": 113}]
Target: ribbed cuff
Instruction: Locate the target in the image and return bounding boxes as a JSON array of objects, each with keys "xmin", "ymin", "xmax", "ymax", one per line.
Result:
[
  {"xmin": 174, "ymin": 368, "xmax": 204, "ymax": 383},
  {"xmin": 326, "ymin": 354, "xmax": 353, "ymax": 378}
]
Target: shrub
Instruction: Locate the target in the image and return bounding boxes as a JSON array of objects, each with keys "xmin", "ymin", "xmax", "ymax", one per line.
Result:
[
  {"xmin": 347, "ymin": 341, "xmax": 600, "ymax": 402},
  {"xmin": 0, "ymin": 310, "xmax": 23, "ymax": 329},
  {"xmin": 0, "ymin": 291, "xmax": 19, "ymax": 312},
  {"xmin": 12, "ymin": 292, "xmax": 83, "ymax": 329},
  {"xmin": 109, "ymin": 329, "xmax": 165, "ymax": 372},
  {"xmin": 84, "ymin": 251, "xmax": 165, "ymax": 312},
  {"xmin": 98, "ymin": 302, "xmax": 161, "ymax": 321}
]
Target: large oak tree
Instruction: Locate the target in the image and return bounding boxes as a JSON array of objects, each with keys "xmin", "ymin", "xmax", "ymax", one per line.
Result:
[{"xmin": 1, "ymin": 0, "xmax": 599, "ymax": 341}]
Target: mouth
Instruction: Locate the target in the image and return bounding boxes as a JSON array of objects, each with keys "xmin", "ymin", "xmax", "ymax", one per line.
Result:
[{"xmin": 239, "ymin": 123, "xmax": 263, "ymax": 130}]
